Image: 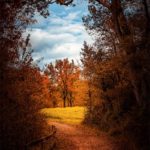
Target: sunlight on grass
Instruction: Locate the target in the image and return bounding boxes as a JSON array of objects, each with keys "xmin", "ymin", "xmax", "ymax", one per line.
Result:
[{"xmin": 41, "ymin": 107, "xmax": 86, "ymax": 125}]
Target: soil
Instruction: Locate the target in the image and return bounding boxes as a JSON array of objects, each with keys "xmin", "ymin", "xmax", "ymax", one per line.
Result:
[{"xmin": 49, "ymin": 121, "xmax": 116, "ymax": 150}]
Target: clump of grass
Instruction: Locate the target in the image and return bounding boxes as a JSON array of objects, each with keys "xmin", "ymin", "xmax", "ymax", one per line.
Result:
[{"xmin": 41, "ymin": 107, "xmax": 86, "ymax": 125}]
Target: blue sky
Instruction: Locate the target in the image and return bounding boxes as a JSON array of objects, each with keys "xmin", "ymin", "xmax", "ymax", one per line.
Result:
[{"xmin": 26, "ymin": 0, "xmax": 93, "ymax": 68}]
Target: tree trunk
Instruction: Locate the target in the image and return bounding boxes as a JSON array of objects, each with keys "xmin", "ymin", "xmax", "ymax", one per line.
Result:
[
  {"xmin": 110, "ymin": 0, "xmax": 150, "ymax": 105},
  {"xmin": 63, "ymin": 98, "xmax": 66, "ymax": 107}
]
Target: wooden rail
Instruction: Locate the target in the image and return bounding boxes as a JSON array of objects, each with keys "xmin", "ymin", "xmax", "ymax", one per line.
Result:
[{"xmin": 25, "ymin": 125, "xmax": 57, "ymax": 150}]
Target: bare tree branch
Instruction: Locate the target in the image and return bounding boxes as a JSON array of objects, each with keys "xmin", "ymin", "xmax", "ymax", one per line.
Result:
[
  {"xmin": 57, "ymin": 0, "xmax": 74, "ymax": 6},
  {"xmin": 96, "ymin": 0, "xmax": 111, "ymax": 10}
]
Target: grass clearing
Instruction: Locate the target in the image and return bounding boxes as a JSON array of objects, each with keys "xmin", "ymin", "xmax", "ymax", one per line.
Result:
[{"xmin": 41, "ymin": 106, "xmax": 86, "ymax": 125}]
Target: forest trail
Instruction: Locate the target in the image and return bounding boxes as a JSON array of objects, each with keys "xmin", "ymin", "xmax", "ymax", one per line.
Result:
[{"xmin": 48, "ymin": 121, "xmax": 115, "ymax": 150}]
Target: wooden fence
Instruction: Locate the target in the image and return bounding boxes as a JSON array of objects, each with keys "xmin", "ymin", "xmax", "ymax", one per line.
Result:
[{"xmin": 25, "ymin": 125, "xmax": 57, "ymax": 150}]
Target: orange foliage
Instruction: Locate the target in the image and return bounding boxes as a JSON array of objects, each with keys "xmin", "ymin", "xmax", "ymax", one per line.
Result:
[{"xmin": 45, "ymin": 58, "xmax": 80, "ymax": 107}]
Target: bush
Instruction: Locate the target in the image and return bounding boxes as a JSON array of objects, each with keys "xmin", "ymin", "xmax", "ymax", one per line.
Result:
[{"xmin": 0, "ymin": 66, "xmax": 50, "ymax": 150}]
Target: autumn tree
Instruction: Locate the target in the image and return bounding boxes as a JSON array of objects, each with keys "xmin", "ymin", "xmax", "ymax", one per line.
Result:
[
  {"xmin": 0, "ymin": 35, "xmax": 53, "ymax": 149},
  {"xmin": 80, "ymin": 42, "xmax": 98, "ymax": 117},
  {"xmin": 56, "ymin": 59, "xmax": 80, "ymax": 107},
  {"xmin": 72, "ymin": 79, "xmax": 89, "ymax": 106},
  {"xmin": 45, "ymin": 58, "xmax": 80, "ymax": 107},
  {"xmin": 44, "ymin": 62, "xmax": 59, "ymax": 107},
  {"xmin": 85, "ymin": 0, "xmax": 150, "ymax": 107}
]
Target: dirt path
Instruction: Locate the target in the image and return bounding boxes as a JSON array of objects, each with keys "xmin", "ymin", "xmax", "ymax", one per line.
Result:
[{"xmin": 49, "ymin": 122, "xmax": 116, "ymax": 150}]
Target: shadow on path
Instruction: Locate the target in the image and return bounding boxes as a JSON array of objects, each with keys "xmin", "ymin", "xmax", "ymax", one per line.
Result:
[{"xmin": 48, "ymin": 121, "xmax": 115, "ymax": 150}]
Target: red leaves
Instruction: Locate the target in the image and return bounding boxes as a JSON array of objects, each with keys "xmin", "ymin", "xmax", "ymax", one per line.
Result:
[{"xmin": 45, "ymin": 58, "xmax": 80, "ymax": 107}]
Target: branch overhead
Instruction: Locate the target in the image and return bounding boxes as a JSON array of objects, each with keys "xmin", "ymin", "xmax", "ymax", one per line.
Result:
[{"xmin": 96, "ymin": 0, "xmax": 111, "ymax": 9}]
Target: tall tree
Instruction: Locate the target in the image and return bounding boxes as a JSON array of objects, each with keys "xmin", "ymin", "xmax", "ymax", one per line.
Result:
[
  {"xmin": 90, "ymin": 0, "xmax": 150, "ymax": 105},
  {"xmin": 45, "ymin": 58, "xmax": 80, "ymax": 107},
  {"xmin": 81, "ymin": 0, "xmax": 150, "ymax": 149}
]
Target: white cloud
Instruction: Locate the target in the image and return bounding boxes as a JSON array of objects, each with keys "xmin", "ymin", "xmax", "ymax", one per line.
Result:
[
  {"xmin": 64, "ymin": 11, "xmax": 81, "ymax": 20},
  {"xmin": 25, "ymin": 4, "xmax": 93, "ymax": 68}
]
